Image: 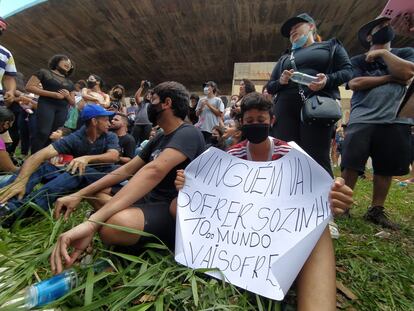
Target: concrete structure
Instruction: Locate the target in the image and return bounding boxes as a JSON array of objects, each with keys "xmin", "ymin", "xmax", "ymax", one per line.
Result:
[{"xmin": 1, "ymin": 0, "xmax": 412, "ymax": 93}]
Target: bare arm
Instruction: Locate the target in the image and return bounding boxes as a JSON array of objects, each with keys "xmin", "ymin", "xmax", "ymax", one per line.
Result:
[
  {"xmin": 134, "ymin": 81, "xmax": 145, "ymax": 104},
  {"xmin": 381, "ymin": 50, "xmax": 414, "ymax": 81},
  {"xmin": 88, "ymin": 148, "xmax": 187, "ymax": 224},
  {"xmin": 3, "ymin": 75, "xmax": 16, "ymax": 106},
  {"xmin": 102, "ymin": 94, "xmax": 111, "ymax": 108},
  {"xmin": 26, "ymin": 76, "xmax": 63, "ymax": 100},
  {"xmin": 0, "ymin": 145, "xmax": 58, "ymax": 202},
  {"xmin": 119, "ymin": 156, "xmax": 132, "ymax": 164},
  {"xmin": 81, "ymin": 88, "xmax": 100, "ymax": 102},
  {"xmin": 205, "ymin": 102, "xmax": 223, "ymax": 117},
  {"xmin": 366, "ymin": 49, "xmax": 414, "ymax": 81},
  {"xmin": 65, "ymin": 149, "xmax": 120, "ymax": 176},
  {"xmin": 77, "ymin": 156, "xmax": 145, "ymax": 198},
  {"xmin": 0, "ymin": 151, "xmax": 18, "ymax": 173},
  {"xmin": 348, "ymin": 75, "xmax": 392, "ymax": 91}
]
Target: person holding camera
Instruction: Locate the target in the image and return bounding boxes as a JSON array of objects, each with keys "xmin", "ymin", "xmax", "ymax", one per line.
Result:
[
  {"xmin": 267, "ymin": 13, "xmax": 352, "ymax": 176},
  {"xmin": 109, "ymin": 84, "xmax": 126, "ymax": 114},
  {"xmin": 132, "ymin": 80, "xmax": 152, "ymax": 145}
]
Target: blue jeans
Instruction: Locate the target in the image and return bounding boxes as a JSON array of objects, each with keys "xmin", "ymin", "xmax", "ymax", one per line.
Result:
[{"xmin": 3, "ymin": 162, "xmax": 118, "ymax": 216}]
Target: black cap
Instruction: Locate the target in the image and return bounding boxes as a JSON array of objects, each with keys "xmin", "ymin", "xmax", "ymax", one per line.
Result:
[
  {"xmin": 281, "ymin": 13, "xmax": 315, "ymax": 38},
  {"xmin": 358, "ymin": 16, "xmax": 391, "ymax": 49}
]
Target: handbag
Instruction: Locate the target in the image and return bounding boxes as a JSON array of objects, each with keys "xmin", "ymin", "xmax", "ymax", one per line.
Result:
[{"xmin": 290, "ymin": 41, "xmax": 342, "ymax": 126}]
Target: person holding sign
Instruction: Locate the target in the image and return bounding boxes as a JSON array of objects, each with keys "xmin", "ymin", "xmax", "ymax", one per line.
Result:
[
  {"xmin": 173, "ymin": 92, "xmax": 353, "ymax": 311},
  {"xmin": 50, "ymin": 82, "xmax": 205, "ymax": 274}
]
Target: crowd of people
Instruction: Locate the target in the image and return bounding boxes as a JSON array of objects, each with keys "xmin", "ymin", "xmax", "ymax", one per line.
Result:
[{"xmin": 0, "ymin": 10, "xmax": 413, "ymax": 311}]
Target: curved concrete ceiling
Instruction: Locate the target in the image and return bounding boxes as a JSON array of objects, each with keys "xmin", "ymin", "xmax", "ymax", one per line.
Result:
[{"xmin": 1, "ymin": 0, "xmax": 413, "ymax": 93}]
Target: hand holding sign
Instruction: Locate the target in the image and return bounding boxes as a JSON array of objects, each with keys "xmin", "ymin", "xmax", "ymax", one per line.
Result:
[{"xmin": 175, "ymin": 145, "xmax": 338, "ymax": 300}]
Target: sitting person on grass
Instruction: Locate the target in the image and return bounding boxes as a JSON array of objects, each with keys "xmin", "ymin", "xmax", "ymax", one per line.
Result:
[
  {"xmin": 0, "ymin": 104, "xmax": 120, "ymax": 227},
  {"xmin": 49, "ymin": 82, "xmax": 205, "ymax": 274},
  {"xmin": 172, "ymin": 92, "xmax": 354, "ymax": 311},
  {"xmin": 0, "ymin": 107, "xmax": 19, "ymax": 178}
]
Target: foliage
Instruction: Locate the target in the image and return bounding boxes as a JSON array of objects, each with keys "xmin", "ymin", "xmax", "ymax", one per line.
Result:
[{"xmin": 0, "ymin": 175, "xmax": 413, "ymax": 310}]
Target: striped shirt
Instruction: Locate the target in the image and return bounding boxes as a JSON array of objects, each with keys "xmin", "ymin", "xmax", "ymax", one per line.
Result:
[
  {"xmin": 227, "ymin": 137, "xmax": 291, "ymax": 161},
  {"xmin": 0, "ymin": 44, "xmax": 17, "ymax": 102}
]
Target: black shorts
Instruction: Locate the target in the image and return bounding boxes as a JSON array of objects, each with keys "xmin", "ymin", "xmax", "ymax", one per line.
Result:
[
  {"xmin": 341, "ymin": 123, "xmax": 411, "ymax": 176},
  {"xmin": 110, "ymin": 185, "xmax": 175, "ymax": 250},
  {"xmin": 133, "ymin": 197, "xmax": 175, "ymax": 250}
]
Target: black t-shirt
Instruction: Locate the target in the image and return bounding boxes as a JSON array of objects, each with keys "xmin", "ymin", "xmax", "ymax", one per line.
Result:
[
  {"xmin": 35, "ymin": 69, "xmax": 75, "ymax": 106},
  {"xmin": 139, "ymin": 123, "xmax": 205, "ymax": 202},
  {"xmin": 118, "ymin": 133, "xmax": 136, "ymax": 159}
]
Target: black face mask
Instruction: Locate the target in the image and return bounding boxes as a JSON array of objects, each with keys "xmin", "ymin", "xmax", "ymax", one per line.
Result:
[
  {"xmin": 113, "ymin": 91, "xmax": 123, "ymax": 100},
  {"xmin": 371, "ymin": 25, "xmax": 395, "ymax": 45},
  {"xmin": 147, "ymin": 103, "xmax": 164, "ymax": 125},
  {"xmin": 87, "ymin": 81, "xmax": 97, "ymax": 89},
  {"xmin": 242, "ymin": 123, "xmax": 270, "ymax": 144},
  {"xmin": 56, "ymin": 66, "xmax": 68, "ymax": 76}
]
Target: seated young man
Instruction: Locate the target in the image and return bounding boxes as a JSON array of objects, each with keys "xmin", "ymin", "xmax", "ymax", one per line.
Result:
[
  {"xmin": 173, "ymin": 92, "xmax": 353, "ymax": 311},
  {"xmin": 109, "ymin": 113, "xmax": 136, "ymax": 164},
  {"xmin": 50, "ymin": 81, "xmax": 205, "ymax": 273},
  {"xmin": 0, "ymin": 104, "xmax": 120, "ymax": 227}
]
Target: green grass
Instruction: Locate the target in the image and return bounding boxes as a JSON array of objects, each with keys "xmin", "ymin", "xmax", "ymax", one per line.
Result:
[{"xmin": 0, "ymin": 173, "xmax": 413, "ymax": 310}]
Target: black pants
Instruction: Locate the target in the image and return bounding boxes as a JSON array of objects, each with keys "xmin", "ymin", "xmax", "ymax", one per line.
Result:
[
  {"xmin": 18, "ymin": 111, "xmax": 37, "ymax": 155},
  {"xmin": 31, "ymin": 102, "xmax": 68, "ymax": 153},
  {"xmin": 271, "ymin": 91, "xmax": 334, "ymax": 176},
  {"xmin": 132, "ymin": 124, "xmax": 152, "ymax": 145}
]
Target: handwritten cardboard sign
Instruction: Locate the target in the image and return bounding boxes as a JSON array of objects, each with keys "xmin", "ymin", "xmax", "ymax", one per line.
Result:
[{"xmin": 175, "ymin": 144, "xmax": 332, "ymax": 300}]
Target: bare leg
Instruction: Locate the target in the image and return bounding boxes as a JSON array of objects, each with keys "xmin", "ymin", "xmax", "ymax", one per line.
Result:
[
  {"xmin": 99, "ymin": 207, "xmax": 145, "ymax": 246},
  {"xmin": 169, "ymin": 197, "xmax": 177, "ymax": 219},
  {"xmin": 296, "ymin": 227, "xmax": 336, "ymax": 311},
  {"xmin": 341, "ymin": 168, "xmax": 359, "ymax": 190},
  {"xmin": 86, "ymin": 188, "xmax": 112, "ymax": 211},
  {"xmin": 372, "ymin": 175, "xmax": 392, "ymax": 207}
]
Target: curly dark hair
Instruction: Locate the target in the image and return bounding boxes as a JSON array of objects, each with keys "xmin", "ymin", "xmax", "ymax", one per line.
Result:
[
  {"xmin": 48, "ymin": 54, "xmax": 74, "ymax": 77},
  {"xmin": 152, "ymin": 81, "xmax": 189, "ymax": 120},
  {"xmin": 240, "ymin": 92, "xmax": 273, "ymax": 118}
]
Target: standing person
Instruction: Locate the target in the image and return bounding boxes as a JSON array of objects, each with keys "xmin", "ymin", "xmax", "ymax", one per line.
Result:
[
  {"xmin": 79, "ymin": 74, "xmax": 110, "ymax": 109},
  {"xmin": 341, "ymin": 17, "xmax": 414, "ymax": 230},
  {"xmin": 64, "ymin": 80, "xmax": 86, "ymax": 131},
  {"xmin": 110, "ymin": 113, "xmax": 135, "ymax": 164},
  {"xmin": 0, "ymin": 17, "xmax": 16, "ymax": 152},
  {"xmin": 188, "ymin": 94, "xmax": 199, "ymax": 124},
  {"xmin": 26, "ymin": 54, "xmax": 75, "ymax": 153},
  {"xmin": 108, "ymin": 84, "xmax": 126, "ymax": 114},
  {"xmin": 267, "ymin": 13, "xmax": 353, "ymax": 176},
  {"xmin": 50, "ymin": 82, "xmax": 205, "ymax": 271},
  {"xmin": 132, "ymin": 81, "xmax": 152, "ymax": 145},
  {"xmin": 0, "ymin": 17, "xmax": 16, "ymax": 107},
  {"xmin": 195, "ymin": 81, "xmax": 224, "ymax": 144}
]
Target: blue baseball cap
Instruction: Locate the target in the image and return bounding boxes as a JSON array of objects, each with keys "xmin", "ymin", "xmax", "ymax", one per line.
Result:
[{"xmin": 81, "ymin": 104, "xmax": 115, "ymax": 121}]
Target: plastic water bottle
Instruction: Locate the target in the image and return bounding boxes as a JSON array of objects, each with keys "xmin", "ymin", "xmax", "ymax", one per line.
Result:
[
  {"xmin": 25, "ymin": 269, "xmax": 78, "ymax": 308},
  {"xmin": 290, "ymin": 72, "xmax": 318, "ymax": 86},
  {"xmin": 1, "ymin": 269, "xmax": 78, "ymax": 310}
]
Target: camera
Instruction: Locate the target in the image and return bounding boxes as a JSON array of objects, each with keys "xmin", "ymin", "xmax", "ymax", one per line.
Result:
[{"xmin": 143, "ymin": 80, "xmax": 152, "ymax": 89}]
